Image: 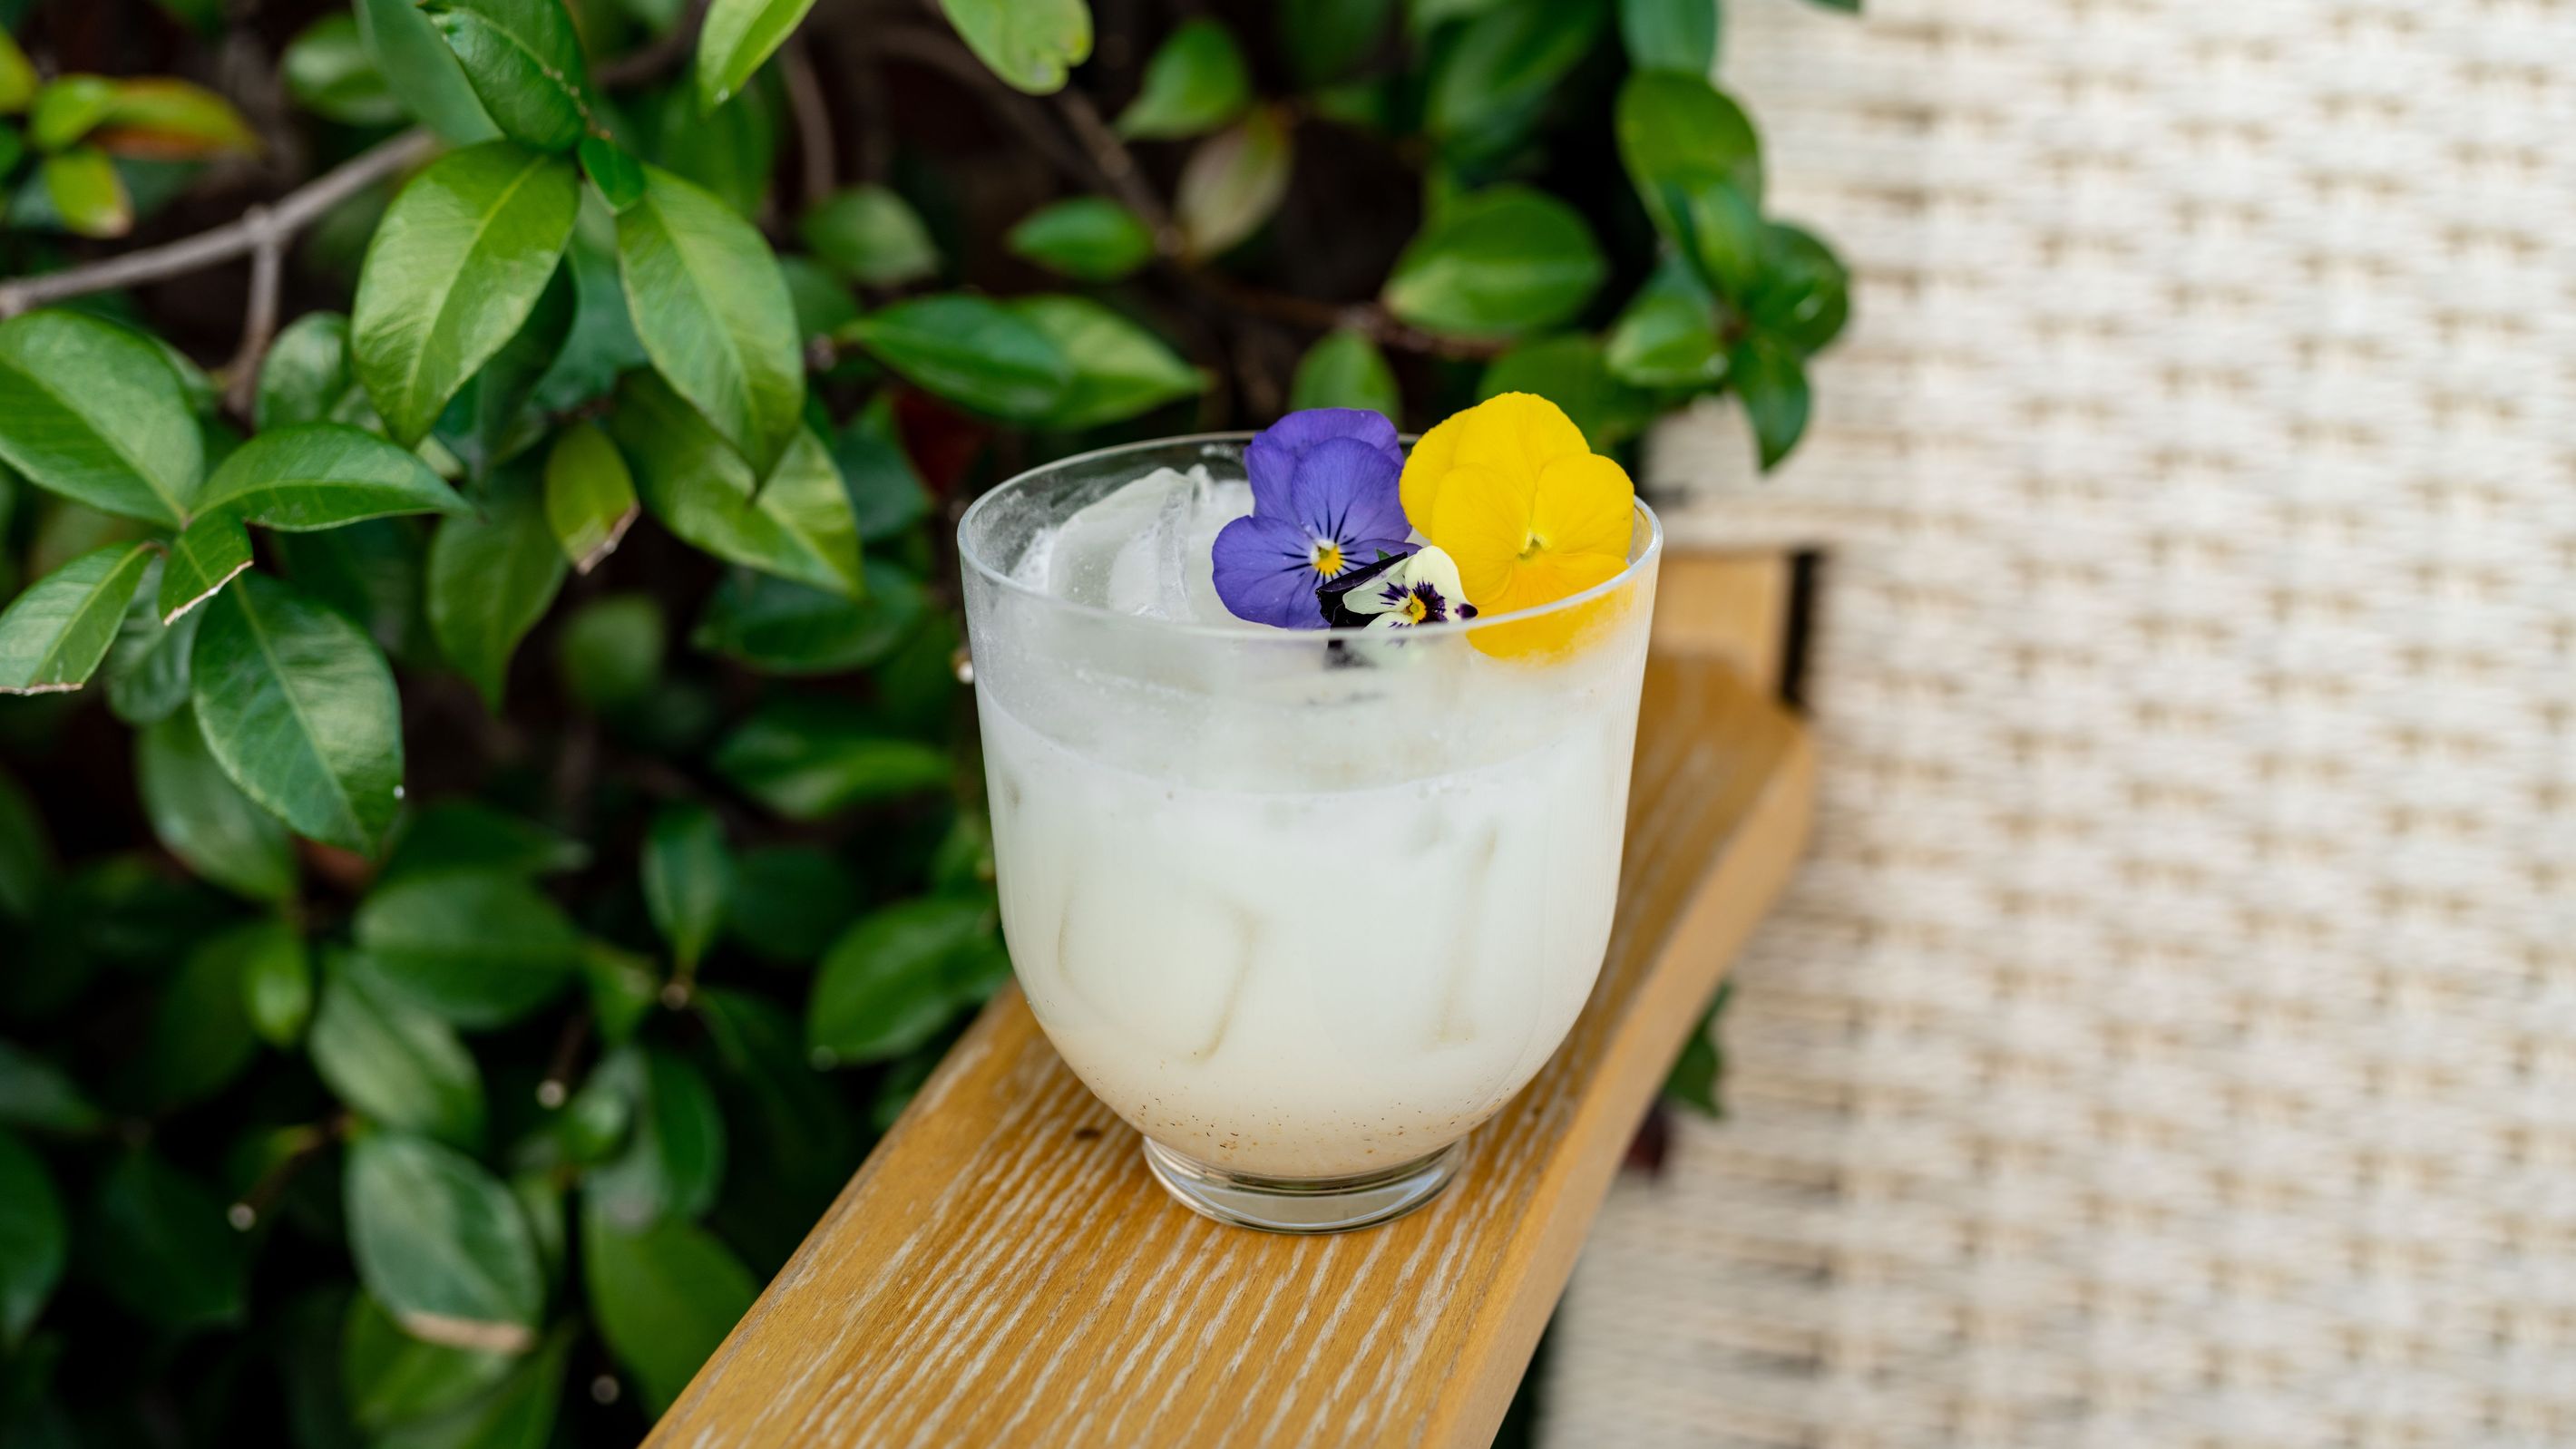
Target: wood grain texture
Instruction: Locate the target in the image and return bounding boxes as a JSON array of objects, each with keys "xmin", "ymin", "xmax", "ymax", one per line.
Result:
[
  {"xmin": 1649, "ymin": 550, "xmax": 1790, "ymax": 692},
  {"xmin": 647, "ymin": 654, "xmax": 1813, "ymax": 1449}
]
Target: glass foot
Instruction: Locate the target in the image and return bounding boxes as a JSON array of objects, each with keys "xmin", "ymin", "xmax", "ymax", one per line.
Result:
[{"xmin": 1140, "ymin": 1137, "xmax": 1464, "ymax": 1234}]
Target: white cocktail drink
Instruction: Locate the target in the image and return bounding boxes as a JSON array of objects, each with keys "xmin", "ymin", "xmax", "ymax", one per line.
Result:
[{"xmin": 959, "ymin": 436, "xmax": 1660, "ymax": 1229}]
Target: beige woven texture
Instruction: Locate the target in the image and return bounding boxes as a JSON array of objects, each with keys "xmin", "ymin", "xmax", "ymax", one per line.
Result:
[{"xmin": 1542, "ymin": 0, "xmax": 2576, "ymax": 1444}]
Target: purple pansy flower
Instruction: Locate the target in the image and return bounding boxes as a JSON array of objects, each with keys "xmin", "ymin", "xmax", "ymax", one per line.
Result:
[{"xmin": 1213, "ymin": 413, "xmax": 1414, "ymax": 628}]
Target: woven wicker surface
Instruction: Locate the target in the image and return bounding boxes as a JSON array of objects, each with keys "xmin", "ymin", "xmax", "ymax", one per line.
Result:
[{"xmin": 1540, "ymin": 1, "xmax": 2576, "ymax": 1444}]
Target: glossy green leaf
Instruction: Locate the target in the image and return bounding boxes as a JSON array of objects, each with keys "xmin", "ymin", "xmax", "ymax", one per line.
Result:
[
  {"xmin": 243, "ymin": 920, "xmax": 315, "ymax": 1045},
  {"xmin": 1616, "ymin": 70, "xmax": 1761, "ymax": 236},
  {"xmin": 0, "ymin": 31, "xmax": 34, "ymax": 114},
  {"xmin": 844, "ymin": 294, "xmax": 1071, "ymax": 422},
  {"xmin": 697, "ymin": 0, "xmax": 819, "ymax": 112},
  {"xmin": 28, "ymin": 76, "xmax": 115, "ymax": 150},
  {"xmin": 1424, "ymin": 0, "xmax": 1605, "ymax": 141},
  {"xmin": 41, "ymin": 147, "xmax": 132, "ymax": 238},
  {"xmin": 384, "ymin": 800, "xmax": 589, "ymax": 881},
  {"xmin": 128, "ymin": 919, "xmax": 270, "ymax": 1109},
  {"xmin": 90, "ymin": 1149, "xmax": 249, "ymax": 1330},
  {"xmin": 832, "ymin": 396, "xmax": 930, "ymax": 542},
  {"xmin": 723, "ymin": 846, "xmax": 853, "ymax": 964},
  {"xmin": 0, "ymin": 1130, "xmax": 63, "ymax": 1346},
  {"xmin": 541, "ymin": 421, "xmax": 637, "ymax": 573},
  {"xmin": 555, "ymin": 592, "xmax": 664, "ymax": 708},
  {"xmin": 1666, "ymin": 175, "xmax": 1762, "ymax": 304},
  {"xmin": 105, "ymin": 560, "xmax": 203, "ymax": 724},
  {"xmin": 581, "ymin": 940, "xmax": 660, "ymax": 1045},
  {"xmin": 426, "ymin": 466, "xmax": 565, "ymax": 711},
  {"xmin": 1478, "ymin": 334, "xmax": 1654, "ymax": 449},
  {"xmin": 353, "ymin": 870, "xmax": 582, "ymax": 1028},
  {"xmin": 713, "ymin": 700, "xmax": 951, "ymax": 821},
  {"xmin": 0, "ymin": 540, "xmax": 154, "ymax": 694},
  {"xmin": 581, "ymin": 1205, "xmax": 755, "ymax": 1415},
  {"xmin": 584, "ymin": 1045, "xmax": 725, "ymax": 1229},
  {"xmin": 798, "ymin": 185, "xmax": 938, "ymax": 287},
  {"xmin": 1748, "ymin": 221, "xmax": 1850, "ymax": 356},
  {"xmin": 254, "ymin": 312, "xmax": 371, "ymax": 432},
  {"xmin": 1004, "ymin": 197, "xmax": 1156, "ymax": 282},
  {"xmin": 273, "ymin": 517, "xmax": 432, "ymax": 660},
  {"xmin": 690, "ymin": 987, "xmax": 853, "ymax": 1259},
  {"xmin": 286, "ymin": 15, "xmax": 405, "ymax": 126},
  {"xmin": 533, "ymin": 200, "xmax": 649, "ymax": 411},
  {"xmin": 649, "ymin": 83, "xmax": 774, "ymax": 219},
  {"xmin": 1382, "ymin": 184, "xmax": 1605, "ymax": 337},
  {"xmin": 355, "ymin": 0, "xmax": 501, "ymax": 143},
  {"xmin": 1010, "ymin": 295, "xmax": 1204, "ymax": 428},
  {"xmin": 352, "ymin": 141, "xmax": 581, "ymax": 446},
  {"xmin": 1618, "ymin": 0, "xmax": 1716, "ymax": 75},
  {"xmin": 310, "ymin": 962, "xmax": 486, "ymax": 1146},
  {"xmin": 435, "ymin": 261, "xmax": 575, "ymax": 477},
  {"xmin": 641, "ymin": 805, "xmax": 729, "ymax": 974},
  {"xmin": 1605, "ymin": 254, "xmax": 1724, "ymax": 387},
  {"xmin": 615, "ymin": 163, "xmax": 804, "ymax": 477},
  {"xmin": 345, "ymin": 1133, "xmax": 542, "ymax": 1351},
  {"xmin": 1663, "ymin": 980, "xmax": 1730, "ymax": 1113},
  {"xmin": 610, "ymin": 372, "xmax": 864, "ymax": 597},
  {"xmin": 202, "ymin": 423, "xmax": 472, "ymax": 532},
  {"xmin": 339, "ymin": 1290, "xmax": 516, "ymax": 1435},
  {"xmin": 1732, "ymin": 333, "xmax": 1810, "ymax": 472},
  {"xmin": 779, "ymin": 255, "xmax": 860, "ymax": 341},
  {"xmin": 1175, "ymin": 108, "xmax": 1290, "ymax": 258},
  {"xmin": 87, "ymin": 79, "xmax": 259, "ymax": 160},
  {"xmin": 0, "ymin": 310, "xmax": 203, "ymax": 527},
  {"xmin": 190, "ymin": 572, "xmax": 405, "ymax": 853},
  {"xmin": 1288, "ymin": 327, "xmax": 1400, "ymax": 415},
  {"xmin": 577, "ymin": 134, "xmax": 644, "ymax": 212},
  {"xmin": 0, "ymin": 1043, "xmax": 99, "ymax": 1134},
  {"xmin": 424, "ymin": 0, "xmax": 593, "ymax": 151},
  {"xmin": 938, "ymin": 0, "xmax": 1092, "ymax": 94},
  {"xmin": 692, "ymin": 560, "xmax": 923, "ymax": 674},
  {"xmin": 1116, "ymin": 19, "xmax": 1250, "ymax": 140},
  {"xmin": 157, "ymin": 511, "xmax": 252, "ymax": 624},
  {"xmin": 138, "ymin": 706, "xmax": 296, "ymax": 900},
  {"xmin": 374, "ymin": 1326, "xmax": 565, "ymax": 1449},
  {"xmin": 807, "ymin": 895, "xmax": 991, "ymax": 1063}
]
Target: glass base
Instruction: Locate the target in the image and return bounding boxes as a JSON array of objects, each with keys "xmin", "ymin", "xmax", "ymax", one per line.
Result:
[{"xmin": 1140, "ymin": 1137, "xmax": 1464, "ymax": 1234}]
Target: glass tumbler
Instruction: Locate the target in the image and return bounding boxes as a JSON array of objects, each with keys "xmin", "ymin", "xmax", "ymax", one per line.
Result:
[{"xmin": 957, "ymin": 434, "xmax": 1662, "ymax": 1232}]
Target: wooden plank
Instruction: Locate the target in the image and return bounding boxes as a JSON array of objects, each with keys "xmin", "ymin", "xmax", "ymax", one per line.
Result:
[
  {"xmin": 1649, "ymin": 549, "xmax": 1791, "ymax": 691},
  {"xmin": 647, "ymin": 655, "xmax": 1814, "ymax": 1449}
]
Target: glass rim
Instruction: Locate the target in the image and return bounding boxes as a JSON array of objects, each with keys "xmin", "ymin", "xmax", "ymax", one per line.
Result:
[{"xmin": 955, "ymin": 430, "xmax": 1664, "ymax": 644}]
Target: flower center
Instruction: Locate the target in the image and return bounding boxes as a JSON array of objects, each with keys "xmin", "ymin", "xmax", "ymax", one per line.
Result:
[
  {"xmin": 1519, "ymin": 531, "xmax": 1547, "ymax": 559},
  {"xmin": 1310, "ymin": 539, "xmax": 1346, "ymax": 577},
  {"xmin": 1401, "ymin": 594, "xmax": 1429, "ymax": 624}
]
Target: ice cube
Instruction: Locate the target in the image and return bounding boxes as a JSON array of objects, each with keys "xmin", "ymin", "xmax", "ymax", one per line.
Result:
[{"xmin": 1038, "ymin": 466, "xmax": 1254, "ymax": 622}]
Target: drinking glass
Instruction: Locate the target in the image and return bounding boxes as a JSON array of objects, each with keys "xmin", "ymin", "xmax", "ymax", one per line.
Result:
[{"xmin": 957, "ymin": 434, "xmax": 1662, "ymax": 1232}]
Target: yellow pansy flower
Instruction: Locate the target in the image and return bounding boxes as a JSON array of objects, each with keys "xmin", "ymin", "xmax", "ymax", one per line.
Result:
[{"xmin": 1398, "ymin": 393, "xmax": 1637, "ymax": 656}]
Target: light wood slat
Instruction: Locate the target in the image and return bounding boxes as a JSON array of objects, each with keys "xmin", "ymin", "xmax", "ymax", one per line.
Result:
[
  {"xmin": 1649, "ymin": 550, "xmax": 1792, "ymax": 692},
  {"xmin": 647, "ymin": 653, "xmax": 1814, "ymax": 1449}
]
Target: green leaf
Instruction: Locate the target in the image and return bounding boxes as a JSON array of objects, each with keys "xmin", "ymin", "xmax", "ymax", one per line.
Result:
[
  {"xmin": 89, "ymin": 1149, "xmax": 249, "ymax": 1330},
  {"xmin": 642, "ymin": 805, "xmax": 729, "ymax": 974},
  {"xmin": 1605, "ymin": 253, "xmax": 1724, "ymax": 387},
  {"xmin": 610, "ymin": 372, "xmax": 864, "ymax": 597},
  {"xmin": 353, "ymin": 870, "xmax": 582, "ymax": 1028},
  {"xmin": 0, "ymin": 1043, "xmax": 100, "ymax": 1134},
  {"xmin": 28, "ymin": 76, "xmax": 115, "ymax": 150},
  {"xmin": 138, "ymin": 706, "xmax": 297, "ymax": 900},
  {"xmin": 383, "ymin": 800, "xmax": 589, "ymax": 881},
  {"xmin": 832, "ymin": 396, "xmax": 929, "ymax": 543},
  {"xmin": 691, "ymin": 560, "xmax": 923, "ymax": 674},
  {"xmin": 286, "ymin": 15, "xmax": 405, "ymax": 126},
  {"xmin": 86, "ymin": 78, "xmax": 259, "ymax": 160},
  {"xmin": 779, "ymin": 255, "xmax": 860, "ymax": 341},
  {"xmin": 1618, "ymin": 0, "xmax": 1716, "ymax": 76},
  {"xmin": 352, "ymin": 141, "xmax": 581, "ymax": 446},
  {"xmin": 581, "ymin": 940, "xmax": 659, "ymax": 1045},
  {"xmin": 534, "ymin": 199, "xmax": 650, "ymax": 412},
  {"xmin": 713, "ymin": 700, "xmax": 951, "ymax": 821},
  {"xmin": 40, "ymin": 147, "xmax": 132, "ymax": 238},
  {"xmin": 938, "ymin": 0, "xmax": 1092, "ymax": 94},
  {"xmin": 807, "ymin": 895, "xmax": 991, "ymax": 1064},
  {"xmin": 0, "ymin": 124, "xmax": 22, "ymax": 180},
  {"xmin": 1478, "ymin": 334, "xmax": 1654, "ymax": 449},
  {"xmin": 105, "ymin": 561, "xmax": 203, "ymax": 724},
  {"xmin": 0, "ymin": 31, "xmax": 35, "ymax": 114},
  {"xmin": 1175, "ymin": 108, "xmax": 1291, "ymax": 258},
  {"xmin": 1732, "ymin": 333, "xmax": 1810, "ymax": 472},
  {"xmin": 723, "ymin": 846, "xmax": 852, "ymax": 964},
  {"xmin": 798, "ymin": 185, "xmax": 939, "ymax": 288},
  {"xmin": 1279, "ymin": 0, "xmax": 1393, "ymax": 84},
  {"xmin": 0, "ymin": 1130, "xmax": 64, "ymax": 1347},
  {"xmin": 1668, "ymin": 176, "xmax": 1762, "ymax": 304},
  {"xmin": 257, "ymin": 313, "xmax": 376, "ymax": 432},
  {"xmin": 0, "ymin": 540, "xmax": 154, "ymax": 694},
  {"xmin": 201, "ymin": 423, "xmax": 473, "ymax": 532},
  {"xmin": 424, "ymin": 0, "xmax": 593, "ymax": 151},
  {"xmin": 1116, "ymin": 18, "xmax": 1251, "ymax": 140},
  {"xmin": 540, "ymin": 421, "xmax": 637, "ymax": 573},
  {"xmin": 581, "ymin": 1206, "xmax": 755, "ymax": 1415},
  {"xmin": 697, "ymin": 0, "xmax": 820, "ymax": 112},
  {"xmin": 1616, "ymin": 70, "xmax": 1761, "ymax": 236},
  {"xmin": 1747, "ymin": 221, "xmax": 1849, "ymax": 356},
  {"xmin": 649, "ymin": 83, "xmax": 774, "ymax": 219},
  {"xmin": 355, "ymin": 0, "xmax": 501, "ymax": 142},
  {"xmin": 157, "ymin": 511, "xmax": 253, "ymax": 624},
  {"xmin": 1663, "ymin": 981, "xmax": 1730, "ymax": 1113},
  {"xmin": 435, "ymin": 262, "xmax": 576, "ymax": 477},
  {"xmin": 583, "ymin": 1045, "xmax": 726, "ymax": 1229},
  {"xmin": 1010, "ymin": 295, "xmax": 1204, "ymax": 428},
  {"xmin": 554, "ymin": 592, "xmax": 663, "ymax": 709},
  {"xmin": 128, "ymin": 919, "xmax": 270, "ymax": 1110},
  {"xmin": 243, "ymin": 919, "xmax": 315, "ymax": 1045},
  {"xmin": 1288, "ymin": 328, "xmax": 1399, "ymax": 415},
  {"xmin": 615, "ymin": 163, "xmax": 804, "ymax": 477},
  {"xmin": 844, "ymin": 294, "xmax": 1071, "ymax": 421},
  {"xmin": 1382, "ymin": 184, "xmax": 1605, "ymax": 337},
  {"xmin": 339, "ymin": 1290, "xmax": 515, "ymax": 1435},
  {"xmin": 1004, "ymin": 197, "xmax": 1156, "ymax": 283},
  {"xmin": 0, "ymin": 309, "xmax": 203, "ymax": 527},
  {"xmin": 576, "ymin": 134, "xmax": 644, "ymax": 212},
  {"xmin": 311, "ymin": 961, "xmax": 486, "ymax": 1146},
  {"xmin": 273, "ymin": 517, "xmax": 432, "ymax": 661},
  {"xmin": 1423, "ymin": 0, "xmax": 1605, "ymax": 141},
  {"xmin": 345, "ymin": 1133, "xmax": 542, "ymax": 1351},
  {"xmin": 190, "ymin": 572, "xmax": 405, "ymax": 854},
  {"xmin": 426, "ymin": 466, "xmax": 565, "ymax": 711}
]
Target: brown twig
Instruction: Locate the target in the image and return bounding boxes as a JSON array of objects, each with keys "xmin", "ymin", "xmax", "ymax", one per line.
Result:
[
  {"xmin": 782, "ymin": 39, "xmax": 838, "ymax": 208},
  {"xmin": 221, "ymin": 206, "xmax": 284, "ymax": 419},
  {"xmin": 0, "ymin": 129, "xmax": 438, "ymax": 318},
  {"xmin": 1051, "ymin": 83, "xmax": 1181, "ymax": 253},
  {"xmin": 225, "ymin": 1113, "xmax": 350, "ymax": 1230}
]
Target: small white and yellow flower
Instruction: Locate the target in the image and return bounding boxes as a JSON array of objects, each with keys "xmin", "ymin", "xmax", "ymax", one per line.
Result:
[{"xmin": 1328, "ymin": 545, "xmax": 1477, "ymax": 630}]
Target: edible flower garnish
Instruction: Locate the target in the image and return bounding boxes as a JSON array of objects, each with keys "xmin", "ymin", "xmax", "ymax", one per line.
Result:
[
  {"xmin": 1212, "ymin": 410, "xmax": 1412, "ymax": 628},
  {"xmin": 1319, "ymin": 546, "xmax": 1476, "ymax": 630}
]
